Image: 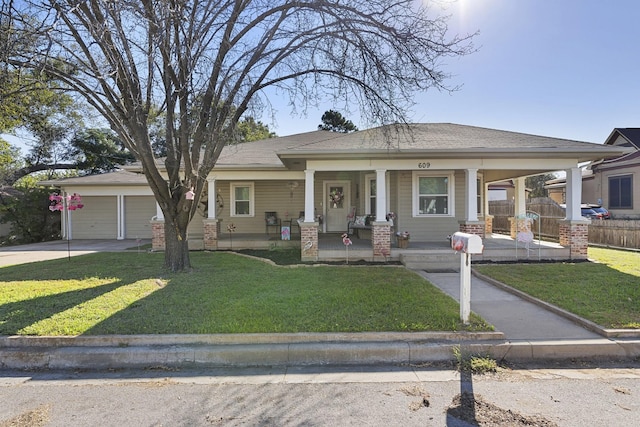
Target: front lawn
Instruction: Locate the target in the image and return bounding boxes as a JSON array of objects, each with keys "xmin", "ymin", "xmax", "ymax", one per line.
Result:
[
  {"xmin": 475, "ymin": 247, "xmax": 640, "ymax": 329},
  {"xmin": 0, "ymin": 252, "xmax": 490, "ymax": 336}
]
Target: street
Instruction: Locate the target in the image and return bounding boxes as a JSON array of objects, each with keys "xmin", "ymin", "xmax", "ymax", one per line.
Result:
[{"xmin": 1, "ymin": 362, "xmax": 639, "ymax": 426}]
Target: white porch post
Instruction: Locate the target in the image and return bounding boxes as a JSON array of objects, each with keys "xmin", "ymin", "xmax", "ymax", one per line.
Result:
[
  {"xmin": 514, "ymin": 177, "xmax": 526, "ymax": 217},
  {"xmin": 155, "ymin": 202, "xmax": 164, "ymax": 220},
  {"xmin": 303, "ymin": 169, "xmax": 315, "ymax": 222},
  {"xmin": 565, "ymin": 167, "xmax": 582, "ymax": 220},
  {"xmin": 464, "ymin": 169, "xmax": 478, "ymax": 222},
  {"xmin": 375, "ymin": 169, "xmax": 387, "ymax": 221},
  {"xmin": 207, "ymin": 178, "xmax": 217, "ymax": 219},
  {"xmin": 116, "ymin": 195, "xmax": 125, "ymax": 240},
  {"xmin": 484, "ymin": 182, "xmax": 490, "ymax": 217}
]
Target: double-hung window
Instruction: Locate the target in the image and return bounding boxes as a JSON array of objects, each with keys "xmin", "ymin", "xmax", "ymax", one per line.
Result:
[
  {"xmin": 414, "ymin": 172, "xmax": 454, "ymax": 216},
  {"xmin": 609, "ymin": 175, "xmax": 633, "ymax": 209},
  {"xmin": 231, "ymin": 182, "xmax": 254, "ymax": 216}
]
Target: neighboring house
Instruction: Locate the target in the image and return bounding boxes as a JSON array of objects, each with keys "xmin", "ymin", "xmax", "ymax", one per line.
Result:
[
  {"xmin": 545, "ymin": 128, "xmax": 640, "ymax": 219},
  {"xmin": 487, "ymin": 180, "xmax": 531, "ymax": 201},
  {"xmin": 40, "ymin": 123, "xmax": 630, "ymax": 261}
]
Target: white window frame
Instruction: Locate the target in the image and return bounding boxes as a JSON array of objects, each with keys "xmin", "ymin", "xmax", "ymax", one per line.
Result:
[
  {"xmin": 477, "ymin": 173, "xmax": 484, "ymax": 216},
  {"xmin": 230, "ymin": 182, "xmax": 254, "ymax": 217},
  {"xmin": 364, "ymin": 173, "xmax": 376, "ymax": 215},
  {"xmin": 413, "ymin": 171, "xmax": 455, "ymax": 217}
]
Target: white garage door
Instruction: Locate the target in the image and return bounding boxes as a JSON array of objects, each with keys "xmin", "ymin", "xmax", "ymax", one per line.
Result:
[
  {"xmin": 125, "ymin": 196, "xmax": 156, "ymax": 239},
  {"xmin": 71, "ymin": 196, "xmax": 117, "ymax": 239}
]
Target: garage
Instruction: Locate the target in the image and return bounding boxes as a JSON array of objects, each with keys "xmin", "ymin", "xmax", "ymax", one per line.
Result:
[
  {"xmin": 70, "ymin": 196, "xmax": 118, "ymax": 239},
  {"xmin": 124, "ymin": 196, "xmax": 156, "ymax": 239}
]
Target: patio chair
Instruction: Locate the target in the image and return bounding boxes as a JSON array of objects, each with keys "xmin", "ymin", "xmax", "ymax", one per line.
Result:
[{"xmin": 265, "ymin": 211, "xmax": 281, "ymax": 235}]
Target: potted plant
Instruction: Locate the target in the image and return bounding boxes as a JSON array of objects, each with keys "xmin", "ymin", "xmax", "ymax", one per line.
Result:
[{"xmin": 396, "ymin": 230, "xmax": 410, "ymax": 248}]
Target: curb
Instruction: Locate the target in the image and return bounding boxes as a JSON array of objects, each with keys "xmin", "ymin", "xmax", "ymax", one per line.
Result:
[{"xmin": 1, "ymin": 335, "xmax": 639, "ymax": 370}]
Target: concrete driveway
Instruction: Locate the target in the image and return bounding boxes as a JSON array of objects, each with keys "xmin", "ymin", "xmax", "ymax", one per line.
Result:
[{"xmin": 0, "ymin": 239, "xmax": 151, "ymax": 267}]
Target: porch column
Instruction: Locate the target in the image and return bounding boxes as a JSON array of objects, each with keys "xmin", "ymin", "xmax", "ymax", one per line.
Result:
[
  {"xmin": 559, "ymin": 167, "xmax": 590, "ymax": 259},
  {"xmin": 303, "ymin": 169, "xmax": 316, "ymax": 223},
  {"xmin": 207, "ymin": 178, "xmax": 217, "ymax": 219},
  {"xmin": 203, "ymin": 178, "xmax": 219, "ymax": 250},
  {"xmin": 372, "ymin": 169, "xmax": 391, "ymax": 260},
  {"xmin": 509, "ymin": 177, "xmax": 527, "ymax": 238},
  {"xmin": 116, "ymin": 195, "xmax": 125, "ymax": 240},
  {"xmin": 564, "ymin": 167, "xmax": 582, "ymax": 221},
  {"xmin": 459, "ymin": 169, "xmax": 484, "ymax": 236},
  {"xmin": 375, "ymin": 169, "xmax": 387, "ymax": 222},
  {"xmin": 464, "ymin": 169, "xmax": 478, "ymax": 222},
  {"xmin": 301, "ymin": 169, "xmax": 319, "ymax": 261},
  {"xmin": 484, "ymin": 181, "xmax": 494, "ymax": 236},
  {"xmin": 151, "ymin": 202, "xmax": 165, "ymax": 251}
]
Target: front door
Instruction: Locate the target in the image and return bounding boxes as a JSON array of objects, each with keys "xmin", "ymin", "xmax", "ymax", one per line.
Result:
[{"xmin": 325, "ymin": 181, "xmax": 350, "ymax": 232}]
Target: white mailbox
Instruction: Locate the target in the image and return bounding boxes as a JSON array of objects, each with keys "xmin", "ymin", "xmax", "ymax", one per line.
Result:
[{"xmin": 450, "ymin": 232, "xmax": 483, "ymax": 254}]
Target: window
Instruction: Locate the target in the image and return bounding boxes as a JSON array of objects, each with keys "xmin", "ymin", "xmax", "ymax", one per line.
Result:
[
  {"xmin": 366, "ymin": 176, "xmax": 376, "ymax": 215},
  {"xmin": 609, "ymin": 175, "xmax": 633, "ymax": 209},
  {"xmin": 414, "ymin": 172, "xmax": 454, "ymax": 216},
  {"xmin": 231, "ymin": 182, "xmax": 254, "ymax": 216},
  {"xmin": 477, "ymin": 176, "xmax": 484, "ymax": 216}
]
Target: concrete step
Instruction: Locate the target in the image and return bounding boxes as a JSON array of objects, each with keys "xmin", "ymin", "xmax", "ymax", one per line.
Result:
[{"xmin": 400, "ymin": 250, "xmax": 460, "ymax": 271}]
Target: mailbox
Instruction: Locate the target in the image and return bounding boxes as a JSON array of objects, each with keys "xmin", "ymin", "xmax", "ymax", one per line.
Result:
[{"xmin": 451, "ymin": 232, "xmax": 483, "ymax": 254}]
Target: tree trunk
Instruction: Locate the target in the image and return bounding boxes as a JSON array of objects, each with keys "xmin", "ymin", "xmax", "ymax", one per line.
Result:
[{"xmin": 163, "ymin": 216, "xmax": 191, "ymax": 272}]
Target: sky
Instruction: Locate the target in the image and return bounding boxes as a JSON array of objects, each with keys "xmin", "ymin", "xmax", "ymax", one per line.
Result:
[
  {"xmin": 267, "ymin": 0, "xmax": 640, "ymax": 144},
  {"xmin": 5, "ymin": 0, "xmax": 639, "ymax": 149}
]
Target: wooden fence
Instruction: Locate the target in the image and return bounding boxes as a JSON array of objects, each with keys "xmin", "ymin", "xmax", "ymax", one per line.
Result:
[
  {"xmin": 489, "ymin": 198, "xmax": 564, "ymax": 239},
  {"xmin": 489, "ymin": 198, "xmax": 640, "ymax": 249},
  {"xmin": 589, "ymin": 220, "xmax": 640, "ymax": 249}
]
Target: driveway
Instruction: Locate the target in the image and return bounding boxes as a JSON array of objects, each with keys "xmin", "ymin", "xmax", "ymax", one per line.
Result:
[{"xmin": 0, "ymin": 239, "xmax": 151, "ymax": 267}]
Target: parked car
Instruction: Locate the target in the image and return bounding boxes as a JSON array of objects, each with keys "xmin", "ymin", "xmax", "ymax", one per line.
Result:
[
  {"xmin": 559, "ymin": 203, "xmax": 609, "ymax": 219},
  {"xmin": 581, "ymin": 207, "xmax": 603, "ymax": 219},
  {"xmin": 588, "ymin": 205, "xmax": 611, "ymax": 219}
]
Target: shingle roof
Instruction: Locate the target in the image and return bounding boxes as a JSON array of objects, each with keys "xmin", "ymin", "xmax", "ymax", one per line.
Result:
[
  {"xmin": 38, "ymin": 170, "xmax": 148, "ymax": 186},
  {"xmin": 217, "ymin": 123, "xmax": 629, "ymax": 168},
  {"xmin": 610, "ymin": 128, "xmax": 640, "ymax": 149},
  {"xmin": 50, "ymin": 124, "xmax": 632, "ymax": 185}
]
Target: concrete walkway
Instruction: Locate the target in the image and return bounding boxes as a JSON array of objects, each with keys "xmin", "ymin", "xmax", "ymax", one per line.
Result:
[
  {"xmin": 0, "ymin": 239, "xmax": 150, "ymax": 267},
  {"xmin": 419, "ymin": 271, "xmax": 601, "ymax": 341}
]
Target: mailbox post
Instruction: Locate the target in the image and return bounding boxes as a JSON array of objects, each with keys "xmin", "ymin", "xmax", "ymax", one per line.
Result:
[{"xmin": 451, "ymin": 232, "xmax": 484, "ymax": 324}]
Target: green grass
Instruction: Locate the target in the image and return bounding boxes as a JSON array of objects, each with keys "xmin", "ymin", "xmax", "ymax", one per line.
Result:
[
  {"xmin": 475, "ymin": 247, "xmax": 640, "ymax": 329},
  {"xmin": 0, "ymin": 252, "xmax": 490, "ymax": 336}
]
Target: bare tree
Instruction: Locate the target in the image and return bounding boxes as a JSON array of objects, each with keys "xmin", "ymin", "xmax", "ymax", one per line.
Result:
[{"xmin": 4, "ymin": 0, "xmax": 475, "ymax": 271}]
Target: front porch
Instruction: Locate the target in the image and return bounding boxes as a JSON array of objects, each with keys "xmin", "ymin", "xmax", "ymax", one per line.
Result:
[{"xmin": 211, "ymin": 232, "xmax": 570, "ymax": 268}]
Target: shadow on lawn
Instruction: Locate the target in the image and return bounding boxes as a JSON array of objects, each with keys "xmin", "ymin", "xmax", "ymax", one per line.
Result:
[
  {"xmin": 0, "ymin": 253, "xmax": 166, "ymax": 335},
  {"xmin": 0, "ymin": 281, "xmax": 125, "ymax": 335}
]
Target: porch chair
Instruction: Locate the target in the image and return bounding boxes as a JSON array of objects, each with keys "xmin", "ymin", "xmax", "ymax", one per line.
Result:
[{"xmin": 265, "ymin": 211, "xmax": 281, "ymax": 235}]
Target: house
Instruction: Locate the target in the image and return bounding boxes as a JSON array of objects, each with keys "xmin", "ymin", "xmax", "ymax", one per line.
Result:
[
  {"xmin": 545, "ymin": 128, "xmax": 640, "ymax": 219},
  {"xmin": 40, "ymin": 123, "xmax": 630, "ymax": 262}
]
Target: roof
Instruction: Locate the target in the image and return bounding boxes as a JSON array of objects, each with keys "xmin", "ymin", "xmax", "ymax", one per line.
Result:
[
  {"xmin": 38, "ymin": 170, "xmax": 148, "ymax": 187},
  {"xmin": 216, "ymin": 123, "xmax": 631, "ymax": 169},
  {"xmin": 45, "ymin": 123, "xmax": 633, "ymax": 185},
  {"xmin": 606, "ymin": 128, "xmax": 640, "ymax": 149}
]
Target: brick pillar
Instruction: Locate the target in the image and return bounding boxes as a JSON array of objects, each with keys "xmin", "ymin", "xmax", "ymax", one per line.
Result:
[
  {"xmin": 151, "ymin": 219, "xmax": 165, "ymax": 251},
  {"xmin": 508, "ymin": 216, "xmax": 532, "ymax": 239},
  {"xmin": 459, "ymin": 221, "xmax": 485, "ymax": 237},
  {"xmin": 372, "ymin": 221, "xmax": 391, "ymax": 261},
  {"xmin": 484, "ymin": 215, "xmax": 494, "ymax": 235},
  {"xmin": 203, "ymin": 219, "xmax": 220, "ymax": 250},
  {"xmin": 300, "ymin": 222, "xmax": 319, "ymax": 261},
  {"xmin": 559, "ymin": 220, "xmax": 590, "ymax": 260}
]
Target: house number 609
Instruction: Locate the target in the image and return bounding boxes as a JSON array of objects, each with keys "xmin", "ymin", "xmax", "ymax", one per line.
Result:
[{"xmin": 418, "ymin": 162, "xmax": 431, "ymax": 168}]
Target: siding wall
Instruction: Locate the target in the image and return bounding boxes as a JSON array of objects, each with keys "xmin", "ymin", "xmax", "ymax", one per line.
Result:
[
  {"xmin": 597, "ymin": 166, "xmax": 639, "ymax": 219},
  {"xmin": 72, "ymin": 196, "xmax": 117, "ymax": 239},
  {"xmin": 124, "ymin": 196, "xmax": 156, "ymax": 239},
  {"xmin": 394, "ymin": 170, "xmax": 460, "ymax": 241}
]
